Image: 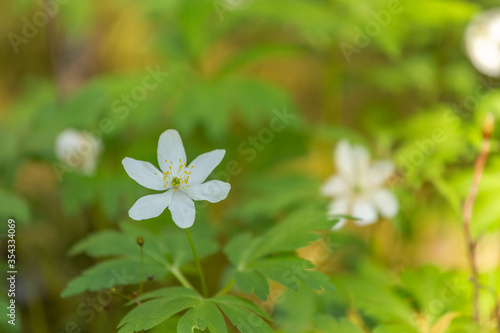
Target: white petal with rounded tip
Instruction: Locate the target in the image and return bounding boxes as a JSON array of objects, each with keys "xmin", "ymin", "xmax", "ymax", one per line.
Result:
[
  {"xmin": 372, "ymin": 189, "xmax": 399, "ymax": 218},
  {"xmin": 322, "ymin": 175, "xmax": 348, "ymax": 197},
  {"xmin": 369, "ymin": 161, "xmax": 394, "ymax": 187},
  {"xmin": 327, "ymin": 198, "xmax": 349, "ymax": 230},
  {"xmin": 122, "ymin": 157, "xmax": 165, "ymax": 191},
  {"xmin": 331, "ymin": 219, "xmax": 348, "ymax": 231},
  {"xmin": 334, "ymin": 140, "xmax": 354, "ymax": 176},
  {"xmin": 352, "ymin": 199, "xmax": 378, "ymax": 226},
  {"xmin": 182, "ymin": 180, "xmax": 230, "ymax": 203},
  {"xmin": 168, "ymin": 191, "xmax": 196, "ymax": 228},
  {"xmin": 157, "ymin": 130, "xmax": 187, "ymax": 173},
  {"xmin": 187, "ymin": 149, "xmax": 225, "ymax": 185},
  {"xmin": 352, "ymin": 144, "xmax": 370, "ymax": 176},
  {"xmin": 129, "ymin": 191, "xmax": 173, "ymax": 220}
]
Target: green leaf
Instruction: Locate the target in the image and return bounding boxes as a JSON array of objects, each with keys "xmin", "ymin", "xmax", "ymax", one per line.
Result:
[
  {"xmin": 225, "ymin": 209, "xmax": 334, "ymax": 269},
  {"xmin": 118, "ymin": 296, "xmax": 200, "ymax": 333},
  {"xmin": 177, "ymin": 301, "xmax": 228, "ymax": 333},
  {"xmin": 160, "ymin": 229, "xmax": 219, "ymax": 267},
  {"xmin": 234, "ymin": 270, "xmax": 270, "ymax": 300},
  {"xmin": 315, "ymin": 316, "xmax": 363, "ymax": 333},
  {"xmin": 213, "ymin": 295, "xmax": 272, "ymax": 321},
  {"xmin": 0, "ymin": 189, "xmax": 31, "ymax": 226},
  {"xmin": 372, "ymin": 324, "xmax": 420, "ymax": 333},
  {"xmin": 129, "ymin": 286, "xmax": 200, "ymax": 305},
  {"xmin": 251, "ymin": 257, "xmax": 334, "ymax": 292},
  {"xmin": 61, "ymin": 258, "xmax": 168, "ymax": 298},
  {"xmin": 213, "ymin": 295, "xmax": 274, "ymax": 333},
  {"xmin": 68, "ymin": 231, "xmax": 140, "ymax": 258}
]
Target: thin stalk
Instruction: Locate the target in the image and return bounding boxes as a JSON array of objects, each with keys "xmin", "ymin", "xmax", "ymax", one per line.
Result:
[
  {"xmin": 139, "ymin": 246, "xmax": 144, "ymax": 295},
  {"xmin": 462, "ymin": 113, "xmax": 494, "ymax": 324},
  {"xmin": 170, "ymin": 266, "xmax": 196, "ymax": 290},
  {"xmin": 185, "ymin": 229, "xmax": 208, "ymax": 297},
  {"xmin": 216, "ymin": 279, "xmax": 235, "ymax": 297}
]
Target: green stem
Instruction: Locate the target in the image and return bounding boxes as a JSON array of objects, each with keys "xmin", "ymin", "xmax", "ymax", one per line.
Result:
[
  {"xmin": 216, "ymin": 279, "xmax": 235, "ymax": 297},
  {"xmin": 139, "ymin": 247, "xmax": 144, "ymax": 295},
  {"xmin": 185, "ymin": 229, "xmax": 208, "ymax": 297},
  {"xmin": 170, "ymin": 267, "xmax": 196, "ymax": 290}
]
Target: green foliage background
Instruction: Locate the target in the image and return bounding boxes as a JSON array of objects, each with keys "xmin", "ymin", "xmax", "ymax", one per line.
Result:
[{"xmin": 1, "ymin": 0, "xmax": 500, "ymax": 332}]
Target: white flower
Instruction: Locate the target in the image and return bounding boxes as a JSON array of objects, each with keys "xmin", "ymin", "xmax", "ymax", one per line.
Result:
[
  {"xmin": 322, "ymin": 140, "xmax": 398, "ymax": 230},
  {"xmin": 123, "ymin": 129, "xmax": 230, "ymax": 228},
  {"xmin": 465, "ymin": 8, "xmax": 500, "ymax": 77},
  {"xmin": 55, "ymin": 129, "xmax": 102, "ymax": 175}
]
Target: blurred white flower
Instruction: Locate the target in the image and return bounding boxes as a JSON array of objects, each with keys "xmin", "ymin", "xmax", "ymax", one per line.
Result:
[
  {"xmin": 55, "ymin": 129, "xmax": 102, "ymax": 175},
  {"xmin": 123, "ymin": 129, "xmax": 230, "ymax": 228},
  {"xmin": 465, "ymin": 8, "xmax": 500, "ymax": 77},
  {"xmin": 322, "ymin": 140, "xmax": 398, "ymax": 230}
]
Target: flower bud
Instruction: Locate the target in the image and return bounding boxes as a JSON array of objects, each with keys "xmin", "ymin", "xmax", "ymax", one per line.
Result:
[{"xmin": 483, "ymin": 113, "xmax": 495, "ymax": 139}]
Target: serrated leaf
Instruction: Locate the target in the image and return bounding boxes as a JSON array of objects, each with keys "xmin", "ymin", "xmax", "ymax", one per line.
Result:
[
  {"xmin": 177, "ymin": 301, "xmax": 228, "ymax": 333},
  {"xmin": 216, "ymin": 302, "xmax": 274, "ymax": 333},
  {"xmin": 213, "ymin": 295, "xmax": 272, "ymax": 321},
  {"xmin": 129, "ymin": 286, "xmax": 200, "ymax": 305},
  {"xmin": 224, "ymin": 233, "xmax": 254, "ymax": 267},
  {"xmin": 68, "ymin": 231, "xmax": 139, "ymax": 258},
  {"xmin": 224, "ymin": 209, "xmax": 334, "ymax": 269},
  {"xmin": 235, "ymin": 270, "xmax": 270, "ymax": 300},
  {"xmin": 118, "ymin": 296, "xmax": 200, "ymax": 333},
  {"xmin": 250, "ymin": 257, "xmax": 314, "ymax": 291},
  {"xmin": 61, "ymin": 258, "xmax": 168, "ymax": 298}
]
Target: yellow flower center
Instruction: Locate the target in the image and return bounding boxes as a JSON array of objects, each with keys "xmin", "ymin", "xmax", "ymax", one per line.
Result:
[
  {"xmin": 156, "ymin": 159, "xmax": 194, "ymax": 191},
  {"xmin": 171, "ymin": 177, "xmax": 181, "ymax": 187}
]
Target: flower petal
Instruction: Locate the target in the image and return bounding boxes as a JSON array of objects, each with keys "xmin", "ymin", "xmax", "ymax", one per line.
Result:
[
  {"xmin": 321, "ymin": 175, "xmax": 348, "ymax": 197},
  {"xmin": 372, "ymin": 189, "xmax": 399, "ymax": 218},
  {"xmin": 334, "ymin": 140, "xmax": 354, "ymax": 176},
  {"xmin": 182, "ymin": 180, "xmax": 230, "ymax": 203},
  {"xmin": 187, "ymin": 149, "xmax": 225, "ymax": 185},
  {"xmin": 335, "ymin": 140, "xmax": 371, "ymax": 178},
  {"xmin": 331, "ymin": 219, "xmax": 347, "ymax": 231},
  {"xmin": 352, "ymin": 144, "xmax": 370, "ymax": 175},
  {"xmin": 327, "ymin": 198, "xmax": 349, "ymax": 230},
  {"xmin": 168, "ymin": 191, "xmax": 196, "ymax": 228},
  {"xmin": 157, "ymin": 129, "xmax": 187, "ymax": 173},
  {"xmin": 129, "ymin": 191, "xmax": 173, "ymax": 220},
  {"xmin": 122, "ymin": 157, "xmax": 165, "ymax": 191},
  {"xmin": 352, "ymin": 199, "xmax": 378, "ymax": 226},
  {"xmin": 369, "ymin": 160, "xmax": 394, "ymax": 187}
]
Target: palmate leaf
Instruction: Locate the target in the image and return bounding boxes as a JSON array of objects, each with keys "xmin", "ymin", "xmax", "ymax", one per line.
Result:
[
  {"xmin": 234, "ymin": 270, "xmax": 270, "ymax": 300},
  {"xmin": 118, "ymin": 291, "xmax": 272, "ymax": 333},
  {"xmin": 118, "ymin": 297, "xmax": 201, "ymax": 333},
  {"xmin": 63, "ymin": 222, "xmax": 218, "ymax": 298},
  {"xmin": 225, "ymin": 209, "xmax": 336, "ymax": 299},
  {"xmin": 225, "ymin": 209, "xmax": 335, "ymax": 268},
  {"xmin": 68, "ymin": 230, "xmax": 141, "ymax": 258},
  {"xmin": 61, "ymin": 258, "xmax": 168, "ymax": 298},
  {"xmin": 177, "ymin": 301, "xmax": 227, "ymax": 333},
  {"xmin": 212, "ymin": 295, "xmax": 273, "ymax": 333},
  {"xmin": 250, "ymin": 257, "xmax": 334, "ymax": 292}
]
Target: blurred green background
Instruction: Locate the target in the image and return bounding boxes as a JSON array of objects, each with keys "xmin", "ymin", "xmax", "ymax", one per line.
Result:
[{"xmin": 1, "ymin": 0, "xmax": 500, "ymax": 332}]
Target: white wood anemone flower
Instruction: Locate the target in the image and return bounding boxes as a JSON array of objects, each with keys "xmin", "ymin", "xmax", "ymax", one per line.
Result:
[
  {"xmin": 55, "ymin": 128, "xmax": 102, "ymax": 175},
  {"xmin": 465, "ymin": 8, "xmax": 500, "ymax": 77},
  {"xmin": 122, "ymin": 129, "xmax": 230, "ymax": 228},
  {"xmin": 322, "ymin": 140, "xmax": 398, "ymax": 230}
]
